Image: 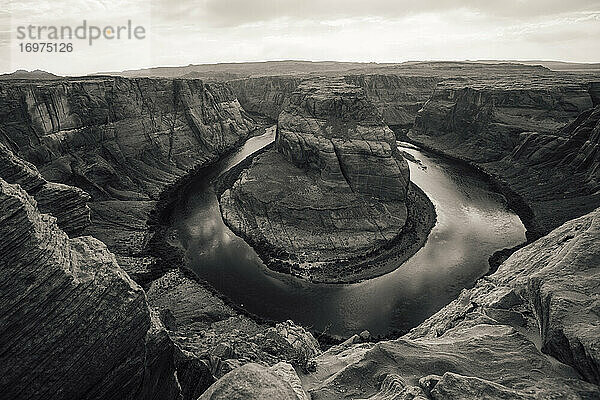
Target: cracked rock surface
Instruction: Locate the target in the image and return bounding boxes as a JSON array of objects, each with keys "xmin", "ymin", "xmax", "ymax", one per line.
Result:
[{"xmin": 299, "ymin": 207, "xmax": 600, "ymax": 399}]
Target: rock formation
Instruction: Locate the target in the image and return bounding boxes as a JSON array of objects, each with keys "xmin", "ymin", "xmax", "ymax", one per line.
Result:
[
  {"xmin": 198, "ymin": 363, "xmax": 309, "ymax": 400},
  {"xmin": 410, "ymin": 79, "xmax": 600, "ymax": 236},
  {"xmin": 212, "ymin": 207, "xmax": 600, "ymax": 399},
  {"xmin": 412, "ymin": 81, "xmax": 593, "ymax": 162},
  {"xmin": 146, "ymin": 270, "xmax": 321, "ymax": 380},
  {"xmin": 229, "ymin": 76, "xmax": 302, "ymax": 120},
  {"xmin": 220, "ymin": 77, "xmax": 435, "ymax": 282},
  {"xmin": 343, "ymin": 74, "xmax": 438, "ymax": 130},
  {"xmin": 0, "ymin": 141, "xmax": 90, "ymax": 235},
  {"xmin": 0, "ymin": 179, "xmax": 180, "ymax": 399},
  {"xmin": 0, "ymin": 77, "xmax": 256, "ymax": 283}
]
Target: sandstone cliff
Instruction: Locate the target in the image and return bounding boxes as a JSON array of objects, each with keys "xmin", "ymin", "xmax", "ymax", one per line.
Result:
[
  {"xmin": 220, "ymin": 77, "xmax": 435, "ymax": 282},
  {"xmin": 410, "ymin": 80, "xmax": 600, "ymax": 236},
  {"xmin": 229, "ymin": 76, "xmax": 302, "ymax": 120},
  {"xmin": 0, "ymin": 141, "xmax": 90, "ymax": 235},
  {"xmin": 412, "ymin": 81, "xmax": 593, "ymax": 162},
  {"xmin": 0, "ymin": 179, "xmax": 181, "ymax": 399},
  {"xmin": 343, "ymin": 74, "xmax": 437, "ymax": 129},
  {"xmin": 0, "ymin": 77, "xmax": 256, "ymax": 283},
  {"xmin": 276, "ymin": 78, "xmax": 410, "ymax": 201}
]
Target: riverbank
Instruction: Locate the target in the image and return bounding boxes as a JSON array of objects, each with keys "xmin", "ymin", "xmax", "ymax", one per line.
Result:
[
  {"xmin": 401, "ymin": 137, "xmax": 541, "ymax": 240},
  {"xmin": 142, "ymin": 130, "xmax": 348, "ymax": 347},
  {"xmin": 397, "ymin": 135, "xmax": 541, "ymax": 275},
  {"xmin": 219, "ymin": 173, "xmax": 436, "ymax": 284}
]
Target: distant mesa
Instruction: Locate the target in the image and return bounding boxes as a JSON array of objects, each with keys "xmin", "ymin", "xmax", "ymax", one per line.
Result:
[{"xmin": 0, "ymin": 69, "xmax": 60, "ymax": 80}]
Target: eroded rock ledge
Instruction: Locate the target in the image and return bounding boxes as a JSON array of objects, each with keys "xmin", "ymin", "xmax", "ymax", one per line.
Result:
[
  {"xmin": 410, "ymin": 80, "xmax": 600, "ymax": 237},
  {"xmin": 220, "ymin": 78, "xmax": 436, "ymax": 282},
  {"xmin": 207, "ymin": 206, "xmax": 600, "ymax": 400},
  {"xmin": 0, "ymin": 179, "xmax": 179, "ymax": 399}
]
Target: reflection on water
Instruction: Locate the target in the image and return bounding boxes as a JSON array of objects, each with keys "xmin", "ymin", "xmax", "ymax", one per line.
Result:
[{"xmin": 171, "ymin": 130, "xmax": 526, "ymax": 337}]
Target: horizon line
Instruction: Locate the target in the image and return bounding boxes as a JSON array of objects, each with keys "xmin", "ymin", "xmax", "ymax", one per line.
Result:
[{"xmin": 4, "ymin": 58, "xmax": 600, "ymax": 77}]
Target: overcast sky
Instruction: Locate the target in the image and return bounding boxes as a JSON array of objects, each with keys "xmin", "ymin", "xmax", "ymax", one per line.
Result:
[{"xmin": 1, "ymin": 0, "xmax": 599, "ymax": 75}]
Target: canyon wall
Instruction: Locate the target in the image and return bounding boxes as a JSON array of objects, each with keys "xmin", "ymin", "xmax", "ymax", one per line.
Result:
[
  {"xmin": 0, "ymin": 77, "xmax": 255, "ymax": 201},
  {"xmin": 0, "ymin": 141, "xmax": 90, "ymax": 235},
  {"xmin": 229, "ymin": 74, "xmax": 438, "ymax": 131},
  {"xmin": 0, "ymin": 77, "xmax": 256, "ymax": 282},
  {"xmin": 412, "ymin": 82, "xmax": 593, "ymax": 161},
  {"xmin": 410, "ymin": 80, "xmax": 600, "ymax": 235},
  {"xmin": 0, "ymin": 178, "xmax": 180, "ymax": 399},
  {"xmin": 229, "ymin": 76, "xmax": 302, "ymax": 120},
  {"xmin": 343, "ymin": 74, "xmax": 437, "ymax": 128}
]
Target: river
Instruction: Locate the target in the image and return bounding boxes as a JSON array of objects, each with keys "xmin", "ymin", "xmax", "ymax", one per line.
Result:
[{"xmin": 169, "ymin": 127, "xmax": 526, "ymax": 338}]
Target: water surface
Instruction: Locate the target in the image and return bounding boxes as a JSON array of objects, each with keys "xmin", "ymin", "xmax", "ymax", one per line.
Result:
[{"xmin": 170, "ymin": 129, "xmax": 526, "ymax": 337}]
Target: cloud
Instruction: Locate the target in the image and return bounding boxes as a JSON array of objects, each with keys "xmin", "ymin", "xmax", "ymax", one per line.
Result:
[
  {"xmin": 1, "ymin": 0, "xmax": 599, "ymax": 75},
  {"xmin": 150, "ymin": 0, "xmax": 600, "ymax": 27}
]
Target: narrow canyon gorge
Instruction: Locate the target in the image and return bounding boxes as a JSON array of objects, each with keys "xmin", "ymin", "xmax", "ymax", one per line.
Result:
[{"xmin": 0, "ymin": 61, "xmax": 599, "ymax": 399}]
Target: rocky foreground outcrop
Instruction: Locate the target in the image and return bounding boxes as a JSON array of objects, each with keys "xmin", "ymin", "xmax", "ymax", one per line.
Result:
[
  {"xmin": 147, "ymin": 270, "xmax": 320, "ymax": 379},
  {"xmin": 0, "ymin": 141, "xmax": 90, "ymax": 235},
  {"xmin": 198, "ymin": 363, "xmax": 309, "ymax": 400},
  {"xmin": 220, "ymin": 77, "xmax": 435, "ymax": 282},
  {"xmin": 207, "ymin": 207, "xmax": 600, "ymax": 399},
  {"xmin": 0, "ymin": 178, "xmax": 180, "ymax": 399},
  {"xmin": 0, "ymin": 77, "xmax": 256, "ymax": 283}
]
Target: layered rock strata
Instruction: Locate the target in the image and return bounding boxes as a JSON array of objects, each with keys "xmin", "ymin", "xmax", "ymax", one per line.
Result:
[
  {"xmin": 229, "ymin": 76, "xmax": 302, "ymax": 120},
  {"xmin": 343, "ymin": 74, "xmax": 438, "ymax": 129},
  {"xmin": 0, "ymin": 141, "xmax": 90, "ymax": 235},
  {"xmin": 411, "ymin": 85, "xmax": 600, "ymax": 236},
  {"xmin": 412, "ymin": 81, "xmax": 593, "ymax": 162},
  {"xmin": 220, "ymin": 78, "xmax": 435, "ymax": 282},
  {"xmin": 0, "ymin": 179, "xmax": 180, "ymax": 399},
  {"xmin": 0, "ymin": 77, "xmax": 256, "ymax": 283}
]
